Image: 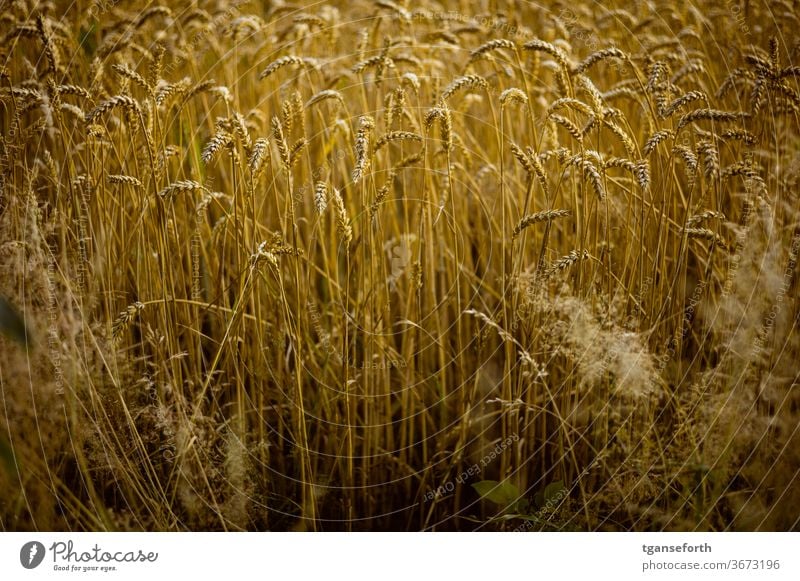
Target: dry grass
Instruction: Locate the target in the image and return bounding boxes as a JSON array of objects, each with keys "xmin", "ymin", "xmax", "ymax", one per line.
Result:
[{"xmin": 0, "ymin": 0, "xmax": 798, "ymax": 531}]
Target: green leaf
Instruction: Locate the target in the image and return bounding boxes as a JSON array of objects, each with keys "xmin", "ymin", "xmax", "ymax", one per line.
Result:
[
  {"xmin": 472, "ymin": 480, "xmax": 520, "ymax": 506},
  {"xmin": 0, "ymin": 296, "xmax": 29, "ymax": 345},
  {"xmin": 79, "ymin": 23, "xmax": 97, "ymax": 57},
  {"xmin": 0, "ymin": 435, "xmax": 17, "ymax": 478},
  {"xmin": 543, "ymin": 480, "xmax": 566, "ymax": 505},
  {"xmin": 514, "ymin": 498, "xmax": 531, "ymax": 514}
]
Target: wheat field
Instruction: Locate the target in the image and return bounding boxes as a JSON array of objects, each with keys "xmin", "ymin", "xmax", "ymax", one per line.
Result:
[{"xmin": 0, "ymin": 0, "xmax": 798, "ymax": 531}]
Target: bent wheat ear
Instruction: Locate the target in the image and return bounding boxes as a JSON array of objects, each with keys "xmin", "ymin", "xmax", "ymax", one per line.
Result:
[
  {"xmin": 57, "ymin": 84, "xmax": 92, "ymax": 99},
  {"xmin": 440, "ymin": 74, "xmax": 489, "ymax": 101},
  {"xmin": 375, "ymin": 0, "xmax": 411, "ymax": 22},
  {"xmin": 546, "ymin": 250, "xmax": 590, "ymax": 277},
  {"xmin": 513, "ymin": 209, "xmax": 571, "ymax": 237},
  {"xmin": 676, "ymin": 108, "xmax": 742, "ymax": 131},
  {"xmin": 304, "ymin": 89, "xmax": 345, "ymax": 109},
  {"xmin": 314, "ymin": 181, "xmax": 328, "ymax": 215},
  {"xmin": 289, "ymin": 138, "xmax": 307, "ymax": 167},
  {"xmin": 643, "ymin": 130, "xmax": 673, "ymax": 156},
  {"xmin": 500, "ymin": 88, "xmax": 528, "ymax": 108},
  {"xmin": 374, "ymin": 131, "xmax": 423, "ymax": 152},
  {"xmin": 36, "ymin": 15, "xmax": 61, "ymax": 75},
  {"xmin": 107, "ymin": 174, "xmax": 143, "ymax": 187},
  {"xmin": 523, "ymin": 39, "xmax": 570, "ymax": 70},
  {"xmin": 272, "ymin": 116, "xmax": 290, "ymax": 169},
  {"xmin": 469, "ymin": 39, "xmax": 517, "ymax": 63},
  {"xmin": 549, "ymin": 113, "xmax": 583, "ymax": 143},
  {"xmin": 112, "ymin": 301, "xmax": 144, "ymax": 341},
  {"xmin": 572, "ymin": 48, "xmax": 628, "ymax": 75},
  {"xmin": 201, "ymin": 131, "xmax": 232, "ymax": 164},
  {"xmin": 510, "ymin": 143, "xmax": 534, "ymax": 175},
  {"xmin": 660, "ymin": 91, "xmax": 708, "ymax": 118},
  {"xmin": 331, "ymin": 187, "xmax": 352, "ymax": 245},
  {"xmin": 158, "ymin": 180, "xmax": 205, "ymax": 201},
  {"xmin": 111, "ymin": 64, "xmax": 151, "ymax": 94},
  {"xmin": 352, "ymin": 116, "xmax": 374, "ymax": 183},
  {"xmin": 370, "ymin": 168, "xmax": 397, "ymax": 220},
  {"xmin": 248, "ymin": 138, "xmax": 269, "ymax": 174},
  {"xmin": 687, "ymin": 210, "xmax": 726, "ymax": 227},
  {"xmin": 258, "ymin": 56, "xmax": 317, "ymax": 80},
  {"xmin": 85, "ymin": 95, "xmax": 140, "ymax": 123},
  {"xmin": 685, "ymin": 227, "xmax": 726, "ymax": 248}
]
